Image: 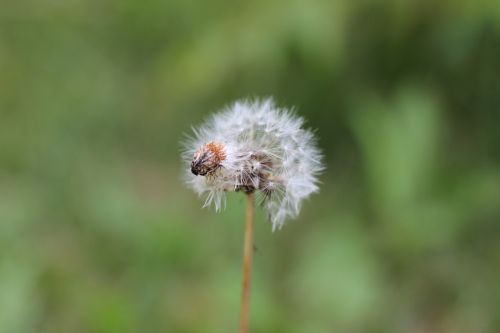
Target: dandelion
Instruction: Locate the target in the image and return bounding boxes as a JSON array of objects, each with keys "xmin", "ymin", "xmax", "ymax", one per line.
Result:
[
  {"xmin": 181, "ymin": 98, "xmax": 323, "ymax": 332},
  {"xmin": 183, "ymin": 98, "xmax": 323, "ymax": 230}
]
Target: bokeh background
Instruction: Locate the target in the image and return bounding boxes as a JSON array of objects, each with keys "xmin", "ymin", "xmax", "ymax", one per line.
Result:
[{"xmin": 1, "ymin": 1, "xmax": 500, "ymax": 332}]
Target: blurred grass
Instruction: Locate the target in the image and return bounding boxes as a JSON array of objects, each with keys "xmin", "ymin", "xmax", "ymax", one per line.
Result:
[{"xmin": 1, "ymin": 0, "xmax": 500, "ymax": 332}]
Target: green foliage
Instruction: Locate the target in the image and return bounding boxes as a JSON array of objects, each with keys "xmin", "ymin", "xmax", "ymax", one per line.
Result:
[{"xmin": 1, "ymin": 1, "xmax": 500, "ymax": 332}]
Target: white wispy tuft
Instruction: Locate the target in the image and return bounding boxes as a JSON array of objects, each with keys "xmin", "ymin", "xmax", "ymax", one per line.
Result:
[{"xmin": 181, "ymin": 98, "xmax": 323, "ymax": 230}]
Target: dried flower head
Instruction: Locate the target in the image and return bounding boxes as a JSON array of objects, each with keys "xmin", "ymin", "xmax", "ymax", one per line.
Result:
[{"xmin": 182, "ymin": 98, "xmax": 323, "ymax": 230}]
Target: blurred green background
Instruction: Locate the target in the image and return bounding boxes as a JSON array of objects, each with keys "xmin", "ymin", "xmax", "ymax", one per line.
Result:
[{"xmin": 1, "ymin": 0, "xmax": 500, "ymax": 332}]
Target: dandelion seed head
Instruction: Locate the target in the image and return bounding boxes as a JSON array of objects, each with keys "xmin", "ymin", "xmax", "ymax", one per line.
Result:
[{"xmin": 182, "ymin": 98, "xmax": 323, "ymax": 230}]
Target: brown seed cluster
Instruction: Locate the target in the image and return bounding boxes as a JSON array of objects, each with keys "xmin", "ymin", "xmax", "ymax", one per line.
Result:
[{"xmin": 191, "ymin": 141, "xmax": 227, "ymax": 176}]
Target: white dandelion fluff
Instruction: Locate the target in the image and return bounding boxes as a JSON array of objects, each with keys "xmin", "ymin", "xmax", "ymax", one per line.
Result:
[{"xmin": 182, "ymin": 98, "xmax": 323, "ymax": 230}]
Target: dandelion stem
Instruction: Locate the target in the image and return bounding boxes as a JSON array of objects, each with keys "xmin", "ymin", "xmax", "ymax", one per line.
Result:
[{"xmin": 239, "ymin": 192, "xmax": 254, "ymax": 333}]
